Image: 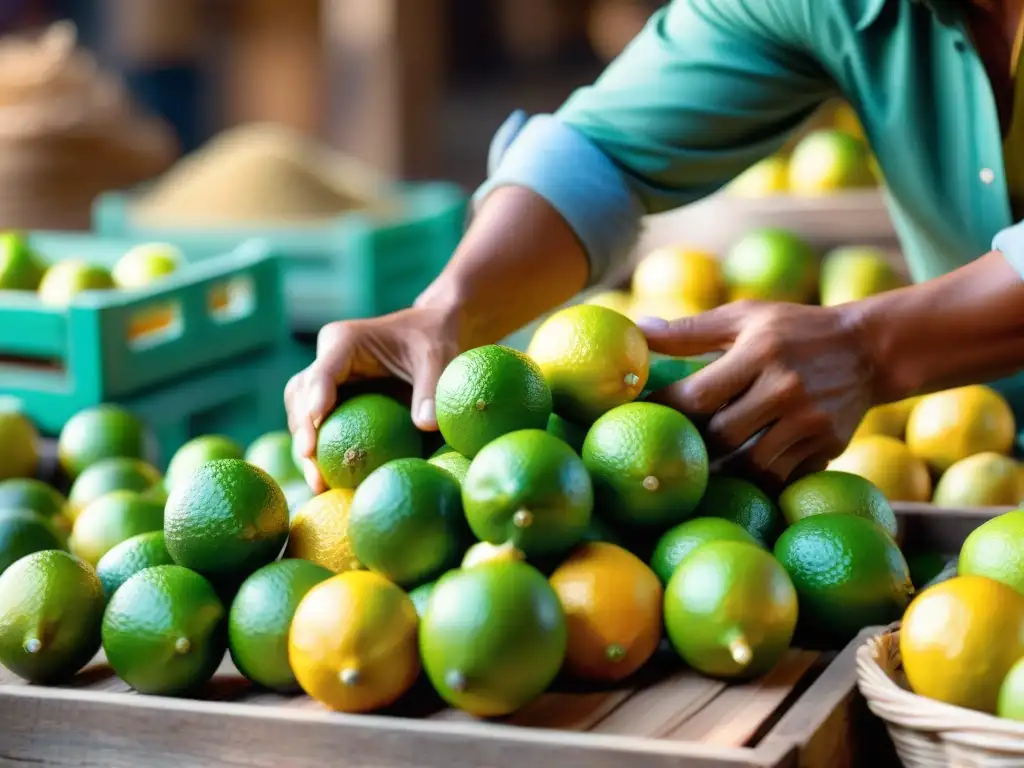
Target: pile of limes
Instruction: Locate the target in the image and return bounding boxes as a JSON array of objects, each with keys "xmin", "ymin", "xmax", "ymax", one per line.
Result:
[{"xmin": 0, "ymin": 305, "xmax": 919, "ymax": 718}]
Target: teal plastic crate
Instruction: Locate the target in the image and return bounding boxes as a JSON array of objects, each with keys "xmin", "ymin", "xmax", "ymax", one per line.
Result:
[
  {"xmin": 92, "ymin": 182, "xmax": 468, "ymax": 333},
  {"xmin": 0, "ymin": 234, "xmax": 288, "ymax": 435}
]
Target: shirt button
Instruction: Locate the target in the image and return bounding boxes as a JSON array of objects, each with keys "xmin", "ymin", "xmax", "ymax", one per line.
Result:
[{"xmin": 980, "ymin": 168, "xmax": 995, "ymax": 184}]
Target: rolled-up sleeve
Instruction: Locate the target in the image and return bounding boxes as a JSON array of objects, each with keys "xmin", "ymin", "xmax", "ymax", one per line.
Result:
[
  {"xmin": 993, "ymin": 223, "xmax": 1024, "ymax": 277},
  {"xmin": 475, "ymin": 0, "xmax": 835, "ymax": 286}
]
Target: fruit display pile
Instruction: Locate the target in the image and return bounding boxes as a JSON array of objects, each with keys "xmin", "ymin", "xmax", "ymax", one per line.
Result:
[
  {"xmin": 831, "ymin": 385, "xmax": 1022, "ymax": 507},
  {"xmin": 0, "ymin": 231, "xmax": 185, "ymax": 305},
  {"xmin": 594, "ymin": 230, "xmax": 905, "ymax": 326},
  {"xmin": 897, "ymin": 509, "xmax": 1024, "ymax": 720},
  {"xmin": 0, "ymin": 305, "xmax": 922, "ymax": 719}
]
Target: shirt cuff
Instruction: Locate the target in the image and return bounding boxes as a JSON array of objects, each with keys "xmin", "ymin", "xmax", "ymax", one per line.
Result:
[
  {"xmin": 473, "ymin": 113, "xmax": 644, "ymax": 287},
  {"xmin": 993, "ymin": 221, "xmax": 1024, "ymax": 277}
]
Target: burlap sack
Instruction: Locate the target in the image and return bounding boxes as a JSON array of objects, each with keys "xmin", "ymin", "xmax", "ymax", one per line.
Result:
[{"xmin": 0, "ymin": 22, "xmax": 178, "ymax": 230}]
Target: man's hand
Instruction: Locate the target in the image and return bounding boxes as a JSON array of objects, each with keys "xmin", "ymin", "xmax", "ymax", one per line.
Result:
[
  {"xmin": 284, "ymin": 306, "xmax": 463, "ymax": 493},
  {"xmin": 637, "ymin": 300, "xmax": 877, "ymax": 487}
]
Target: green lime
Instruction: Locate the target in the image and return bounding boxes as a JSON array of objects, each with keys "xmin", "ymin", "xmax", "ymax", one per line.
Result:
[
  {"xmin": 582, "ymin": 402, "xmax": 708, "ymax": 529},
  {"xmin": 639, "ymin": 356, "xmax": 708, "ymax": 400},
  {"xmin": 67, "ymin": 457, "xmax": 162, "ymax": 521},
  {"xmin": 0, "ymin": 478, "xmax": 71, "ymax": 540},
  {"xmin": 282, "ymin": 480, "xmax": 315, "ymax": 518},
  {"xmin": 165, "ymin": 435, "xmax": 244, "ymax": 491},
  {"xmin": 0, "ymin": 409, "xmax": 38, "ymax": 481},
  {"xmin": 462, "ymin": 429, "xmax": 593, "ymax": 558},
  {"xmin": 998, "ymin": 656, "xmax": 1024, "ymax": 720},
  {"xmin": 112, "ymin": 242, "xmax": 183, "ymax": 289},
  {"xmin": 694, "ymin": 476, "xmax": 781, "ymax": 546},
  {"xmin": 0, "ymin": 509, "xmax": 65, "ymax": 575},
  {"xmin": 141, "ymin": 480, "xmax": 169, "ymax": 507},
  {"xmin": 38, "ymin": 260, "xmax": 114, "ymax": 307},
  {"xmin": 0, "ymin": 550, "xmax": 104, "ymax": 682},
  {"xmin": 436, "ymin": 345, "xmax": 552, "ymax": 458},
  {"xmin": 409, "ymin": 580, "xmax": 437, "ymax": 618},
  {"xmin": 419, "ymin": 561, "xmax": 566, "ymax": 717},
  {"xmin": 546, "ymin": 413, "xmax": 587, "ymax": 454},
  {"xmin": 650, "ymin": 517, "xmax": 759, "ymax": 586},
  {"xmin": 906, "ymin": 551, "xmax": 950, "ymax": 591},
  {"xmin": 69, "ymin": 491, "xmax": 164, "ymax": 567},
  {"xmin": 428, "ymin": 446, "xmax": 472, "ymax": 485},
  {"xmin": 244, "ymin": 431, "xmax": 303, "ymax": 486},
  {"xmin": 579, "ymin": 517, "xmax": 624, "ymax": 546},
  {"xmin": 779, "ymin": 470, "xmax": 897, "ymax": 538},
  {"xmin": 664, "ymin": 540, "xmax": 798, "ymax": 678},
  {"xmin": 164, "ymin": 459, "xmax": 289, "ymax": 584},
  {"xmin": 57, "ymin": 405, "xmax": 149, "ymax": 479},
  {"xmin": 0, "ymin": 232, "xmax": 45, "ymax": 290},
  {"xmin": 723, "ymin": 228, "xmax": 818, "ymax": 304},
  {"xmin": 316, "ymin": 394, "xmax": 423, "ymax": 490},
  {"xmin": 958, "ymin": 510, "xmax": 1024, "ymax": 595},
  {"xmin": 228, "ymin": 559, "xmax": 333, "ymax": 692},
  {"xmin": 96, "ymin": 530, "xmax": 175, "ymax": 600},
  {"xmin": 102, "ymin": 565, "xmax": 227, "ymax": 695},
  {"xmin": 774, "ymin": 514, "xmax": 912, "ymax": 642},
  {"xmin": 349, "ymin": 458, "xmax": 469, "ymax": 588}
]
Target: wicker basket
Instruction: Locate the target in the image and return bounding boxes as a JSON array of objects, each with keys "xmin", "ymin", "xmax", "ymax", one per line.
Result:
[{"xmin": 857, "ymin": 625, "xmax": 1024, "ymax": 767}]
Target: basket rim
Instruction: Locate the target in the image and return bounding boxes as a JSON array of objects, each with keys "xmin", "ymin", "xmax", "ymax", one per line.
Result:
[{"xmin": 856, "ymin": 624, "xmax": 1024, "ymax": 753}]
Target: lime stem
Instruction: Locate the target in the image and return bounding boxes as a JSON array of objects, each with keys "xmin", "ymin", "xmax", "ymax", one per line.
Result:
[
  {"xmin": 605, "ymin": 644, "xmax": 626, "ymax": 662},
  {"xmin": 174, "ymin": 637, "xmax": 191, "ymax": 654},
  {"xmin": 728, "ymin": 635, "xmax": 753, "ymax": 667},
  {"xmin": 23, "ymin": 637, "xmax": 41, "ymax": 654},
  {"xmin": 513, "ymin": 509, "xmax": 533, "ymax": 528},
  {"xmin": 624, "ymin": 372, "xmax": 640, "ymax": 388},
  {"xmin": 445, "ymin": 669, "xmax": 467, "ymax": 692},
  {"xmin": 642, "ymin": 475, "xmax": 660, "ymax": 492},
  {"xmin": 474, "ymin": 399, "xmax": 487, "ymax": 411},
  {"xmin": 339, "ymin": 667, "xmax": 360, "ymax": 686}
]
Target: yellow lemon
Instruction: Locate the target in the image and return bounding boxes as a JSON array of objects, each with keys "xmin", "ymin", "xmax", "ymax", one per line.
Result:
[
  {"xmin": 289, "ymin": 570, "xmax": 420, "ymax": 713},
  {"xmin": 932, "ymin": 452, "xmax": 1022, "ymax": 508},
  {"xmin": 827, "ymin": 435, "xmax": 931, "ymax": 503},
  {"xmin": 832, "ymin": 102, "xmax": 865, "ymax": 141},
  {"xmin": 788, "ymin": 130, "xmax": 875, "ymax": 195},
  {"xmin": 582, "ymin": 290, "xmax": 634, "ymax": 318},
  {"xmin": 527, "ymin": 305, "xmax": 649, "ymax": 424},
  {"xmin": 629, "ymin": 296, "xmax": 708, "ymax": 322},
  {"xmin": 284, "ymin": 489, "xmax": 362, "ymax": 573},
  {"xmin": 631, "ymin": 246, "xmax": 722, "ymax": 309},
  {"xmin": 112, "ymin": 243, "xmax": 184, "ymax": 289},
  {"xmin": 905, "ymin": 386, "xmax": 1015, "ymax": 474},
  {"xmin": 851, "ymin": 398, "xmax": 920, "ymax": 441},
  {"xmin": 900, "ymin": 575, "xmax": 1024, "ymax": 713},
  {"xmin": 728, "ymin": 156, "xmax": 790, "ymax": 198}
]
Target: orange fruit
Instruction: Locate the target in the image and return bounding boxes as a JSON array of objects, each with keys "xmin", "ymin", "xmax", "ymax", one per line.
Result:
[{"xmin": 549, "ymin": 542, "xmax": 663, "ymax": 681}]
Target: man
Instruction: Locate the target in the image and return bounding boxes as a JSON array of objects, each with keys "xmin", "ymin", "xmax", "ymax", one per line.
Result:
[{"xmin": 287, "ymin": 0, "xmax": 1024, "ymax": 491}]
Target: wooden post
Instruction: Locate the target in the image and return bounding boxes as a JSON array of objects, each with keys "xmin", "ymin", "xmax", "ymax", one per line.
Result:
[{"xmin": 324, "ymin": 0, "xmax": 446, "ymax": 180}]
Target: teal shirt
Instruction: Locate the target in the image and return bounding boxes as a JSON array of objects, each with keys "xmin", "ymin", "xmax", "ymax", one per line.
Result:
[{"xmin": 477, "ymin": 0, "xmax": 1024, "ymax": 285}]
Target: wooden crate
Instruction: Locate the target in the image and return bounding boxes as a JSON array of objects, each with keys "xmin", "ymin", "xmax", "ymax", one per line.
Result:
[{"xmin": 0, "ymin": 629, "xmax": 883, "ymax": 768}]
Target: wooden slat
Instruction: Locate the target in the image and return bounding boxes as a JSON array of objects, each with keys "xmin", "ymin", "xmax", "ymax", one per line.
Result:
[
  {"xmin": 667, "ymin": 651, "xmax": 820, "ymax": 747},
  {"xmin": 506, "ymin": 689, "xmax": 634, "ymax": 731},
  {"xmin": 590, "ymin": 671, "xmax": 727, "ymax": 738}
]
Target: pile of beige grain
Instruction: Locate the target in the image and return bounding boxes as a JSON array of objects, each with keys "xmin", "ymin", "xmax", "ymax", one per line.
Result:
[
  {"xmin": 0, "ymin": 21, "xmax": 177, "ymax": 230},
  {"xmin": 132, "ymin": 123, "xmax": 395, "ymax": 227}
]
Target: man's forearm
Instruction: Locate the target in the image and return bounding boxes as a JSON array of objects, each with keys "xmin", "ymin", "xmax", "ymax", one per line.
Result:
[
  {"xmin": 415, "ymin": 186, "xmax": 591, "ymax": 349},
  {"xmin": 850, "ymin": 251, "xmax": 1024, "ymax": 402}
]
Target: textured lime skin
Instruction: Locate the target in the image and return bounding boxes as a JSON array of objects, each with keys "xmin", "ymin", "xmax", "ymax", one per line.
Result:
[
  {"xmin": 165, "ymin": 435, "xmax": 244, "ymax": 491},
  {"xmin": 582, "ymin": 403, "xmax": 708, "ymax": 529},
  {"xmin": 228, "ymin": 559, "xmax": 332, "ymax": 692},
  {"xmin": 164, "ymin": 459, "xmax": 289, "ymax": 582},
  {"xmin": 639, "ymin": 357, "xmax": 708, "ymax": 400},
  {"xmin": 546, "ymin": 413, "xmax": 587, "ymax": 454},
  {"xmin": 316, "ymin": 394, "xmax": 423, "ymax": 490},
  {"xmin": 0, "ymin": 550, "xmax": 104, "ymax": 683},
  {"xmin": 779, "ymin": 470, "xmax": 897, "ymax": 538},
  {"xmin": 102, "ymin": 565, "xmax": 227, "ymax": 695},
  {"xmin": 650, "ymin": 517, "xmax": 759, "ymax": 586},
  {"xmin": 57, "ymin": 405, "xmax": 148, "ymax": 479},
  {"xmin": 96, "ymin": 531, "xmax": 175, "ymax": 600},
  {"xmin": 958, "ymin": 510, "xmax": 1024, "ymax": 595},
  {"xmin": 349, "ymin": 459, "xmax": 469, "ymax": 587},
  {"xmin": 665, "ymin": 541, "xmax": 797, "ymax": 679},
  {"xmin": 409, "ymin": 580, "xmax": 437, "ymax": 618},
  {"xmin": 419, "ymin": 561, "xmax": 566, "ymax": 717},
  {"xmin": 0, "ymin": 478, "xmax": 67, "ymax": 519},
  {"xmin": 463, "ymin": 429, "xmax": 593, "ymax": 558},
  {"xmin": 436, "ymin": 345, "xmax": 552, "ymax": 458},
  {"xmin": 67, "ymin": 458, "xmax": 162, "ymax": 518},
  {"xmin": 694, "ymin": 476, "xmax": 781, "ymax": 547},
  {"xmin": 244, "ymin": 431, "xmax": 303, "ymax": 486},
  {"xmin": 774, "ymin": 514, "xmax": 912, "ymax": 642},
  {"xmin": 0, "ymin": 509, "xmax": 64, "ymax": 575},
  {"xmin": 70, "ymin": 491, "xmax": 164, "ymax": 567},
  {"xmin": 428, "ymin": 447, "xmax": 472, "ymax": 485}
]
